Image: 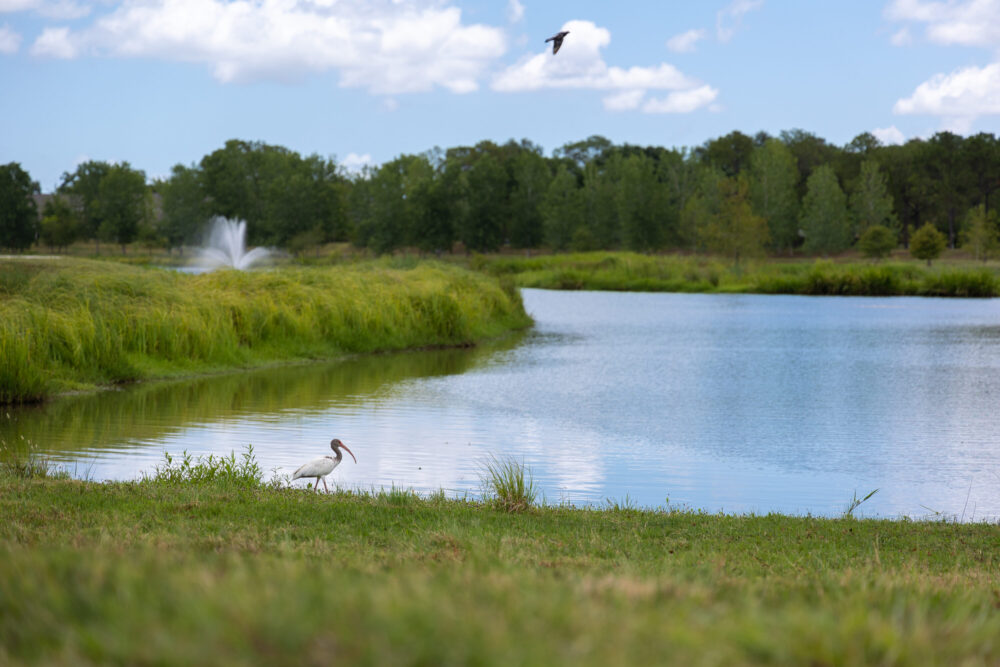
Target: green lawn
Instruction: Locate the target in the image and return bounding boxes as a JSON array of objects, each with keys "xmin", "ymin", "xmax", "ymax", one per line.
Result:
[{"xmin": 2, "ymin": 458, "xmax": 997, "ymax": 666}]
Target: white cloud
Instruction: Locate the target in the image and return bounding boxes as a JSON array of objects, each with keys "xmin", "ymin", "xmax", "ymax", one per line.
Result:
[
  {"xmin": 890, "ymin": 26, "xmax": 912, "ymax": 45},
  {"xmin": 341, "ymin": 152, "xmax": 375, "ymax": 172},
  {"xmin": 666, "ymin": 28, "xmax": 706, "ymax": 53},
  {"xmin": 30, "ymin": 25, "xmax": 76, "ymax": 57},
  {"xmin": 886, "ymin": 1, "xmax": 1000, "ymax": 130},
  {"xmin": 894, "ymin": 63, "xmax": 1000, "ymax": 129},
  {"xmin": 0, "ymin": 0, "xmax": 37, "ymax": 10},
  {"xmin": 507, "ymin": 0, "xmax": 524, "ymax": 23},
  {"xmin": 492, "ymin": 19, "xmax": 717, "ymax": 114},
  {"xmin": 717, "ymin": 0, "xmax": 763, "ymax": 42},
  {"xmin": 872, "ymin": 125, "xmax": 906, "ymax": 145},
  {"xmin": 885, "ymin": 0, "xmax": 1000, "ymax": 49},
  {"xmin": 0, "ymin": 22, "xmax": 20, "ymax": 53},
  {"xmin": 0, "ymin": 0, "xmax": 90, "ymax": 19},
  {"xmin": 27, "ymin": 0, "xmax": 506, "ymax": 94},
  {"xmin": 641, "ymin": 85, "xmax": 719, "ymax": 113},
  {"xmin": 602, "ymin": 89, "xmax": 644, "ymax": 111}
]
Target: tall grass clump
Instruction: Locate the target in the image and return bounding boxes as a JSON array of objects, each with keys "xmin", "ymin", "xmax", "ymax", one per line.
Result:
[
  {"xmin": 0, "ymin": 259, "xmax": 531, "ymax": 403},
  {"xmin": 480, "ymin": 454, "xmax": 537, "ymax": 513},
  {"xmin": 0, "ymin": 438, "xmax": 63, "ymax": 479},
  {"xmin": 145, "ymin": 444, "xmax": 263, "ymax": 489}
]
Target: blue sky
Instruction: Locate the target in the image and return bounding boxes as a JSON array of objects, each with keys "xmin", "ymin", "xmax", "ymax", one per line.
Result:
[{"xmin": 2, "ymin": 0, "xmax": 1000, "ymax": 191}]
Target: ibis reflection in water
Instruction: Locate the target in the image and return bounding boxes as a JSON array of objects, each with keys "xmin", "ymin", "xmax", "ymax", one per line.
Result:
[{"xmin": 292, "ymin": 438, "xmax": 357, "ymax": 492}]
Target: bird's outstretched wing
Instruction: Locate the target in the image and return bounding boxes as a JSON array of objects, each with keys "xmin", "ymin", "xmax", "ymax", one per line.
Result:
[{"xmin": 545, "ymin": 31, "xmax": 569, "ymax": 55}]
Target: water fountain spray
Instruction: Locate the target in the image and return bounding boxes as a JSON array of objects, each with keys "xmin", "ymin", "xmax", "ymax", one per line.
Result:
[{"xmin": 195, "ymin": 217, "xmax": 272, "ymax": 271}]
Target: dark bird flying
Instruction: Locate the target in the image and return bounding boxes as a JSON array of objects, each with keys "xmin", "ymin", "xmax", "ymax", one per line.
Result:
[{"xmin": 545, "ymin": 30, "xmax": 569, "ymax": 55}]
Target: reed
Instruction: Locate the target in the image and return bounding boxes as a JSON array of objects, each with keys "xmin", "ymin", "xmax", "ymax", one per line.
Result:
[
  {"xmin": 0, "ymin": 259, "xmax": 531, "ymax": 404},
  {"xmin": 472, "ymin": 252, "xmax": 1000, "ymax": 297}
]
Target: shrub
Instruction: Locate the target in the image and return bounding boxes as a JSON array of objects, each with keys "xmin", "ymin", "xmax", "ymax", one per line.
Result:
[
  {"xmin": 857, "ymin": 224, "xmax": 897, "ymax": 260},
  {"xmin": 910, "ymin": 224, "xmax": 947, "ymax": 266}
]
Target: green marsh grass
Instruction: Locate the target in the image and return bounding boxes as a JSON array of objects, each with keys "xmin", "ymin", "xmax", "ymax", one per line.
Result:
[
  {"xmin": 1, "ymin": 460, "xmax": 998, "ymax": 665},
  {"xmin": 0, "ymin": 438, "xmax": 64, "ymax": 480},
  {"xmin": 844, "ymin": 488, "xmax": 880, "ymax": 518},
  {"xmin": 473, "ymin": 252, "xmax": 1000, "ymax": 297},
  {"xmin": 481, "ymin": 454, "xmax": 538, "ymax": 513},
  {"xmin": 0, "ymin": 258, "xmax": 531, "ymax": 404},
  {"xmin": 146, "ymin": 444, "xmax": 264, "ymax": 489}
]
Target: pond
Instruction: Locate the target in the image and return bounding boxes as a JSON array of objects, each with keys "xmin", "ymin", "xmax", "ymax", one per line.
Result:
[{"xmin": 6, "ymin": 289, "xmax": 1000, "ymax": 520}]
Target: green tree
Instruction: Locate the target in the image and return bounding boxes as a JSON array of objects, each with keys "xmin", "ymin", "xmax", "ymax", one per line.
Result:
[
  {"xmin": 95, "ymin": 163, "xmax": 148, "ymax": 254},
  {"xmin": 960, "ymin": 204, "xmax": 1000, "ymax": 262},
  {"xmin": 655, "ymin": 148, "xmax": 699, "ymax": 248},
  {"xmin": 542, "ymin": 165, "xmax": 582, "ymax": 251},
  {"xmin": 800, "ymin": 165, "xmax": 850, "ymax": 255},
  {"xmin": 38, "ymin": 196, "xmax": 79, "ymax": 252},
  {"xmin": 780, "ymin": 129, "xmax": 840, "ymax": 199},
  {"xmin": 926, "ymin": 132, "xmax": 971, "ymax": 247},
  {"xmin": 910, "ymin": 222, "xmax": 947, "ymax": 266},
  {"xmin": 158, "ymin": 164, "xmax": 208, "ymax": 254},
  {"xmin": 507, "ymin": 150, "xmax": 551, "ymax": 248},
  {"xmin": 361, "ymin": 157, "xmax": 410, "ymax": 254},
  {"xmin": 881, "ymin": 140, "xmax": 934, "ymax": 248},
  {"xmin": 617, "ymin": 153, "xmax": 665, "ymax": 251},
  {"xmin": 0, "ymin": 162, "xmax": 40, "ymax": 251},
  {"xmin": 964, "ymin": 133, "xmax": 1000, "ymax": 215},
  {"xmin": 458, "ymin": 153, "xmax": 506, "ymax": 252},
  {"xmin": 410, "ymin": 176, "xmax": 454, "ymax": 255},
  {"xmin": 554, "ymin": 135, "xmax": 613, "ymax": 170},
  {"xmin": 749, "ymin": 139, "xmax": 800, "ymax": 252},
  {"xmin": 58, "ymin": 160, "xmax": 111, "ymax": 253},
  {"xmin": 857, "ymin": 225, "xmax": 897, "ymax": 261},
  {"xmin": 261, "ymin": 154, "xmax": 346, "ymax": 247},
  {"xmin": 680, "ymin": 167, "xmax": 725, "ymax": 252},
  {"xmin": 578, "ymin": 156, "xmax": 621, "ymax": 249},
  {"xmin": 200, "ymin": 139, "xmax": 269, "ymax": 233},
  {"xmin": 696, "ymin": 130, "xmax": 755, "ymax": 177},
  {"xmin": 850, "ymin": 159, "xmax": 897, "ymax": 236},
  {"xmin": 699, "ymin": 176, "xmax": 770, "ymax": 266}
]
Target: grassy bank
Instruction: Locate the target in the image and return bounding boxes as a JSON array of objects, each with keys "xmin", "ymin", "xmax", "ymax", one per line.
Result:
[
  {"xmin": 1, "ymin": 455, "xmax": 998, "ymax": 666},
  {"xmin": 0, "ymin": 258, "xmax": 530, "ymax": 404},
  {"xmin": 473, "ymin": 252, "xmax": 1000, "ymax": 297}
]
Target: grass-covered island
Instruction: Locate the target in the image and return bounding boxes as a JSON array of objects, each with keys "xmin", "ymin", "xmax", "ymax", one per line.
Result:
[
  {"xmin": 0, "ymin": 258, "xmax": 530, "ymax": 404},
  {"xmin": 1, "ymin": 453, "xmax": 998, "ymax": 666},
  {"xmin": 472, "ymin": 252, "xmax": 1000, "ymax": 297}
]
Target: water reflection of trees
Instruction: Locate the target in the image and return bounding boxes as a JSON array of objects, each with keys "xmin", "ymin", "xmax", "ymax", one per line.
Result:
[{"xmin": 2, "ymin": 334, "xmax": 524, "ymax": 456}]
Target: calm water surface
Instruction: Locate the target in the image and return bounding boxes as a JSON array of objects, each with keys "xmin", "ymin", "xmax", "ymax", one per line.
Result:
[{"xmin": 7, "ymin": 289, "xmax": 1000, "ymax": 520}]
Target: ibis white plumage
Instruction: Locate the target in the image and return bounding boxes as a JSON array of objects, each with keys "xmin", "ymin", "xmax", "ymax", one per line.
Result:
[{"xmin": 292, "ymin": 438, "xmax": 357, "ymax": 492}]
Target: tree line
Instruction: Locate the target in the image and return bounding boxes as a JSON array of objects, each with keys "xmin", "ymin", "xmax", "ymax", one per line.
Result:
[{"xmin": 2, "ymin": 130, "xmax": 1000, "ymax": 261}]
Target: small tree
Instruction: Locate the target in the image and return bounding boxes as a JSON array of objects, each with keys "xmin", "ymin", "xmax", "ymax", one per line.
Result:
[
  {"xmin": 700, "ymin": 176, "xmax": 770, "ymax": 267},
  {"xmin": 910, "ymin": 223, "xmax": 947, "ymax": 266},
  {"xmin": 857, "ymin": 224, "xmax": 897, "ymax": 261},
  {"xmin": 960, "ymin": 204, "xmax": 999, "ymax": 262}
]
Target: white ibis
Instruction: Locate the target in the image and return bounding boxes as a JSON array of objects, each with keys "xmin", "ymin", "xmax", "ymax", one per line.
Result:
[
  {"xmin": 292, "ymin": 438, "xmax": 357, "ymax": 492},
  {"xmin": 545, "ymin": 30, "xmax": 569, "ymax": 54}
]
